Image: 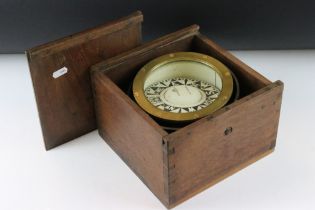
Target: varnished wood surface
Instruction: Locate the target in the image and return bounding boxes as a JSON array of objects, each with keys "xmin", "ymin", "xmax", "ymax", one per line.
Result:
[
  {"xmin": 91, "ymin": 26, "xmax": 201, "ymax": 207},
  {"xmin": 91, "ymin": 25, "xmax": 199, "ymax": 72},
  {"xmin": 92, "ymin": 71, "xmax": 169, "ymax": 205},
  {"xmin": 163, "ymin": 81, "xmax": 283, "ymax": 207},
  {"xmin": 26, "ymin": 11, "xmax": 143, "ymax": 150},
  {"xmin": 91, "ymin": 25, "xmax": 199, "ymax": 91}
]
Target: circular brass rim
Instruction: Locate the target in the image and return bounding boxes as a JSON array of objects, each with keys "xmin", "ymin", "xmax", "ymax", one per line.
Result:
[{"xmin": 132, "ymin": 52, "xmax": 233, "ymax": 122}]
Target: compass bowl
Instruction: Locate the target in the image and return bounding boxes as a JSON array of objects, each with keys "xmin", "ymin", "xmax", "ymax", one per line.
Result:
[{"xmin": 132, "ymin": 52, "xmax": 234, "ymax": 122}]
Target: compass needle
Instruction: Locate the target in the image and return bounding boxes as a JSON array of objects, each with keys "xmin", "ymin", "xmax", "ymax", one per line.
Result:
[{"xmin": 185, "ymin": 85, "xmax": 192, "ymax": 95}]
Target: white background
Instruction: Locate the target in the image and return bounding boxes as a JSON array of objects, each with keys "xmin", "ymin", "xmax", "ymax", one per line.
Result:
[{"xmin": 1, "ymin": 51, "xmax": 315, "ymax": 210}]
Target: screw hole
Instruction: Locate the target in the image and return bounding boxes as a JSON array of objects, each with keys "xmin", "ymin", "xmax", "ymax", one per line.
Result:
[{"xmin": 224, "ymin": 127, "xmax": 233, "ymax": 136}]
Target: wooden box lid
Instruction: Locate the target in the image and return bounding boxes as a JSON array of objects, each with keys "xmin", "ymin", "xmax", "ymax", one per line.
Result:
[{"xmin": 26, "ymin": 11, "xmax": 143, "ymax": 150}]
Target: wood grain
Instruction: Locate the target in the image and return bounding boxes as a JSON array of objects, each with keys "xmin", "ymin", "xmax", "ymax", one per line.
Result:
[
  {"xmin": 90, "ymin": 26, "xmax": 200, "ymax": 207},
  {"xmin": 91, "ymin": 25, "xmax": 199, "ymax": 91},
  {"xmin": 91, "ymin": 71, "xmax": 169, "ymax": 205},
  {"xmin": 163, "ymin": 81, "xmax": 283, "ymax": 207},
  {"xmin": 26, "ymin": 11, "xmax": 143, "ymax": 150}
]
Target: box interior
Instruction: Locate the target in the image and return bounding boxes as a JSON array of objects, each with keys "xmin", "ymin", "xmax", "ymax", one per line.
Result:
[{"xmin": 101, "ymin": 34, "xmax": 271, "ymax": 132}]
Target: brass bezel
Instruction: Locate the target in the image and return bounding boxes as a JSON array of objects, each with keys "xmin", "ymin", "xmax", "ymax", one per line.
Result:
[{"xmin": 132, "ymin": 52, "xmax": 233, "ymax": 122}]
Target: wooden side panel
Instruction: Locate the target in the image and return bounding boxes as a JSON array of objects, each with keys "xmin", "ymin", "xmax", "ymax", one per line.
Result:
[
  {"xmin": 91, "ymin": 71, "xmax": 169, "ymax": 206},
  {"xmin": 164, "ymin": 81, "xmax": 284, "ymax": 207},
  {"xmin": 26, "ymin": 11, "xmax": 143, "ymax": 150},
  {"xmin": 91, "ymin": 25, "xmax": 199, "ymax": 91}
]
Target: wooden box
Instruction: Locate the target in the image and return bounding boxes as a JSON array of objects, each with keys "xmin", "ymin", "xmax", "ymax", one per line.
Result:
[
  {"xmin": 27, "ymin": 11, "xmax": 283, "ymax": 209},
  {"xmin": 90, "ymin": 25, "xmax": 284, "ymax": 208}
]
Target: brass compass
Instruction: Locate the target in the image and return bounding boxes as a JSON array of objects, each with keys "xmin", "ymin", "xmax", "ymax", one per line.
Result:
[{"xmin": 132, "ymin": 52, "xmax": 233, "ymax": 122}]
